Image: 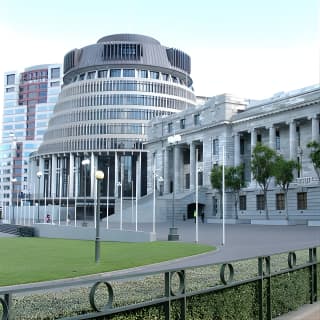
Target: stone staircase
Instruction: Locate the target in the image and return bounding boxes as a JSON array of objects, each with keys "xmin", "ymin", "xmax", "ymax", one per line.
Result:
[
  {"xmin": 0, "ymin": 223, "xmax": 34, "ymax": 237},
  {"xmin": 109, "ymin": 188, "xmax": 208, "ymax": 223}
]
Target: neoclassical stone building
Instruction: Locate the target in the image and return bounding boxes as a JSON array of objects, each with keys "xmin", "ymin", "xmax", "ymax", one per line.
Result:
[{"xmin": 146, "ymin": 85, "xmax": 320, "ymax": 224}]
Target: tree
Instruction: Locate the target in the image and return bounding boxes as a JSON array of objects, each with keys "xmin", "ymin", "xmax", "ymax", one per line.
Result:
[
  {"xmin": 307, "ymin": 141, "xmax": 320, "ymax": 179},
  {"xmin": 273, "ymin": 155, "xmax": 299, "ymax": 219},
  {"xmin": 225, "ymin": 164, "xmax": 246, "ymax": 219},
  {"xmin": 210, "ymin": 165, "xmax": 223, "ymax": 217},
  {"xmin": 251, "ymin": 143, "xmax": 277, "ymax": 219}
]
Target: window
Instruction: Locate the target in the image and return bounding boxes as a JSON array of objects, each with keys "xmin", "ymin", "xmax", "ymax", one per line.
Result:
[
  {"xmin": 257, "ymin": 134, "xmax": 262, "ymax": 142},
  {"xmin": 168, "ymin": 122, "xmax": 173, "ymax": 133},
  {"xmin": 297, "ymin": 192, "xmax": 307, "ymax": 210},
  {"xmin": 276, "ymin": 193, "xmax": 285, "ymax": 210},
  {"xmin": 87, "ymin": 71, "xmax": 96, "ymax": 79},
  {"xmin": 139, "ymin": 70, "xmax": 148, "ymax": 78},
  {"xmin": 276, "ymin": 129, "xmax": 280, "ymax": 150},
  {"xmin": 150, "ymin": 71, "xmax": 159, "ymax": 79},
  {"xmin": 256, "ymin": 194, "xmax": 265, "ymax": 210},
  {"xmin": 180, "ymin": 118, "xmax": 185, "ymax": 129},
  {"xmin": 98, "ymin": 70, "xmax": 108, "ymax": 78},
  {"xmin": 6, "ymin": 74, "xmax": 15, "ymax": 85},
  {"xmin": 198, "ymin": 171, "xmax": 203, "ymax": 186},
  {"xmin": 240, "ymin": 137, "xmax": 245, "ymax": 155},
  {"xmin": 50, "ymin": 81, "xmax": 60, "ymax": 87},
  {"xmin": 51, "ymin": 67, "xmax": 60, "ymax": 79},
  {"xmin": 110, "ymin": 69, "xmax": 121, "ymax": 77},
  {"xmin": 212, "ymin": 139, "xmax": 219, "ymax": 155},
  {"xmin": 239, "ymin": 195, "xmax": 246, "ymax": 210},
  {"xmin": 123, "ymin": 69, "xmax": 135, "ymax": 77},
  {"xmin": 79, "ymin": 73, "xmax": 85, "ymax": 81},
  {"xmin": 296, "ymin": 126, "xmax": 300, "ymax": 146},
  {"xmin": 194, "ymin": 114, "xmax": 200, "ymax": 125},
  {"xmin": 6, "ymin": 87, "xmax": 14, "ymax": 93}
]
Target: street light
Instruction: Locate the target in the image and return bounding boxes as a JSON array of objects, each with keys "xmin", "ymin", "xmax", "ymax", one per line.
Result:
[
  {"xmin": 117, "ymin": 181, "xmax": 123, "ymax": 230},
  {"xmin": 95, "ymin": 170, "xmax": 104, "ymax": 263},
  {"xmin": 36, "ymin": 171, "xmax": 43, "ymax": 223},
  {"xmin": 167, "ymin": 134, "xmax": 181, "ymax": 241},
  {"xmin": 11, "ymin": 178, "xmax": 17, "ymax": 224},
  {"xmin": 81, "ymin": 158, "xmax": 90, "ymax": 226}
]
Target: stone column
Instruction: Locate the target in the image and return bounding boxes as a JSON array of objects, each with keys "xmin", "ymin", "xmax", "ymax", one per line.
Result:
[
  {"xmin": 163, "ymin": 148, "xmax": 170, "ymax": 194},
  {"xmin": 289, "ymin": 120, "xmax": 296, "ymax": 160},
  {"xmin": 174, "ymin": 145, "xmax": 180, "ymax": 193},
  {"xmin": 269, "ymin": 125, "xmax": 275, "ymax": 150},
  {"xmin": 250, "ymin": 129, "xmax": 257, "ymax": 182},
  {"xmin": 190, "ymin": 142, "xmax": 196, "ymax": 190},
  {"xmin": 311, "ymin": 117, "xmax": 319, "ymax": 142},
  {"xmin": 234, "ymin": 133, "xmax": 240, "ymax": 166}
]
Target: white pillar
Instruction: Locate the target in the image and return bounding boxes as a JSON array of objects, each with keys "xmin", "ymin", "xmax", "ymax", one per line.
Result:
[
  {"xmin": 289, "ymin": 120, "xmax": 296, "ymax": 160},
  {"xmin": 90, "ymin": 153, "xmax": 95, "ymax": 198},
  {"xmin": 269, "ymin": 125, "xmax": 275, "ymax": 150},
  {"xmin": 51, "ymin": 155, "xmax": 57, "ymax": 198},
  {"xmin": 114, "ymin": 152, "xmax": 118, "ymax": 197},
  {"xmin": 234, "ymin": 134, "xmax": 240, "ymax": 166},
  {"xmin": 39, "ymin": 157, "xmax": 45, "ymax": 192},
  {"xmin": 69, "ymin": 153, "xmax": 74, "ymax": 197}
]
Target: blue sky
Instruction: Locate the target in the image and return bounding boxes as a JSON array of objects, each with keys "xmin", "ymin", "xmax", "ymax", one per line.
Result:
[{"xmin": 1, "ymin": 0, "xmax": 319, "ymax": 100}]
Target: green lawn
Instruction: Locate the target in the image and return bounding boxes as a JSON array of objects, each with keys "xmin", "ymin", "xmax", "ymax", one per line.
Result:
[{"xmin": 0, "ymin": 238, "xmax": 214, "ymax": 286}]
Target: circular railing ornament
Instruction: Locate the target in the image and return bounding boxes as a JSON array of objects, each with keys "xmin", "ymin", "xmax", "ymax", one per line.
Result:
[
  {"xmin": 0, "ymin": 298, "xmax": 8, "ymax": 320},
  {"xmin": 220, "ymin": 263, "xmax": 234, "ymax": 285},
  {"xmin": 170, "ymin": 271, "xmax": 185, "ymax": 296},
  {"xmin": 288, "ymin": 252, "xmax": 297, "ymax": 269},
  {"xmin": 89, "ymin": 281, "xmax": 114, "ymax": 312}
]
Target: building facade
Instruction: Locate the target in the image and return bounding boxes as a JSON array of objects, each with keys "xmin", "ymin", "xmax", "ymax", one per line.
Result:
[
  {"xmin": 146, "ymin": 85, "xmax": 320, "ymax": 224},
  {"xmin": 1, "ymin": 64, "xmax": 62, "ymax": 211},
  {"xmin": 29, "ymin": 34, "xmax": 196, "ymax": 220}
]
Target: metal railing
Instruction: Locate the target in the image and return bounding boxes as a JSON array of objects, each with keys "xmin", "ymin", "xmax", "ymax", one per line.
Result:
[{"xmin": 0, "ymin": 246, "xmax": 318, "ymax": 320}]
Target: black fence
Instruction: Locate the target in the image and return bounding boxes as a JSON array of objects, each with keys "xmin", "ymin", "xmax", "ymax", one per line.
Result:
[{"xmin": 0, "ymin": 246, "xmax": 318, "ymax": 320}]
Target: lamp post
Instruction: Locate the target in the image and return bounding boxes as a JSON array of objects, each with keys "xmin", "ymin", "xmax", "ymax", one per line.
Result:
[
  {"xmin": 95, "ymin": 170, "xmax": 104, "ymax": 263},
  {"xmin": 36, "ymin": 171, "xmax": 43, "ymax": 223},
  {"xmin": 81, "ymin": 159, "xmax": 90, "ymax": 226},
  {"xmin": 167, "ymin": 134, "xmax": 181, "ymax": 241},
  {"xmin": 117, "ymin": 181, "xmax": 123, "ymax": 230},
  {"xmin": 11, "ymin": 178, "xmax": 17, "ymax": 224}
]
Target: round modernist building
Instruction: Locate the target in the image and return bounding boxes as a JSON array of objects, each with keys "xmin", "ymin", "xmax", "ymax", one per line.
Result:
[{"xmin": 29, "ymin": 33, "xmax": 196, "ymax": 221}]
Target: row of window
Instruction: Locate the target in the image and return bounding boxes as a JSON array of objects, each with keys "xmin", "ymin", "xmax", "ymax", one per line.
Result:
[
  {"xmin": 39, "ymin": 138, "xmax": 146, "ymax": 154},
  {"xmin": 45, "ymin": 123, "xmax": 148, "ymax": 140},
  {"xmin": 239, "ymin": 193, "xmax": 308, "ymax": 211},
  {"xmin": 167, "ymin": 114, "xmax": 200, "ymax": 133},
  {"xmin": 56, "ymin": 94, "xmax": 191, "ymax": 113},
  {"xmin": 70, "ymin": 68, "xmax": 188, "ymax": 85},
  {"xmin": 61, "ymin": 79, "xmax": 194, "ymax": 101},
  {"xmin": 50, "ymin": 108, "xmax": 171, "ymax": 127}
]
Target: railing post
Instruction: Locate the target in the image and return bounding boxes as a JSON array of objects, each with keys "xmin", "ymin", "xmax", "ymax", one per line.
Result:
[
  {"xmin": 4, "ymin": 293, "xmax": 11, "ymax": 320},
  {"xmin": 309, "ymin": 247, "xmax": 318, "ymax": 303},
  {"xmin": 258, "ymin": 257, "xmax": 263, "ymax": 320},
  {"xmin": 164, "ymin": 272, "xmax": 171, "ymax": 320},
  {"xmin": 258, "ymin": 256, "xmax": 271, "ymax": 320}
]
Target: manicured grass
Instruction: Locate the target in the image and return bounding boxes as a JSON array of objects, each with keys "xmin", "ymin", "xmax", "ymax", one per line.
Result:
[{"xmin": 0, "ymin": 238, "xmax": 214, "ymax": 286}]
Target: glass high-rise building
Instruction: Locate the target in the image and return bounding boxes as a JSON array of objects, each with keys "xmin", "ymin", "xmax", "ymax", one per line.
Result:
[
  {"xmin": 29, "ymin": 34, "xmax": 196, "ymax": 219},
  {"xmin": 1, "ymin": 64, "xmax": 62, "ymax": 210}
]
